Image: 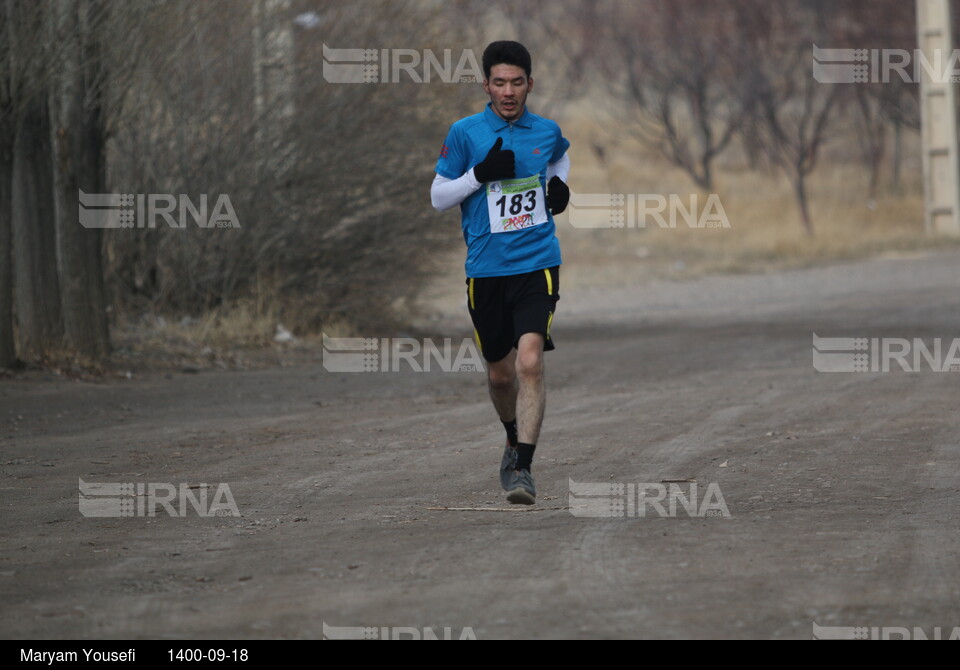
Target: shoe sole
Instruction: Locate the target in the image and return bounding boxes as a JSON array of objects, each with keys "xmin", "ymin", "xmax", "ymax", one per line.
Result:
[{"xmin": 506, "ymin": 487, "xmax": 536, "ymax": 505}]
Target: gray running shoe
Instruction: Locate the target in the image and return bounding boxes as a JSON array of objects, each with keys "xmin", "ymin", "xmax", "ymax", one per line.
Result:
[
  {"xmin": 500, "ymin": 443, "xmax": 518, "ymax": 491},
  {"xmin": 505, "ymin": 468, "xmax": 536, "ymax": 505}
]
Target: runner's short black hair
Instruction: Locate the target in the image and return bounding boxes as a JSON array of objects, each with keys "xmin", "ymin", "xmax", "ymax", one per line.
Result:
[{"xmin": 482, "ymin": 41, "xmax": 532, "ymax": 80}]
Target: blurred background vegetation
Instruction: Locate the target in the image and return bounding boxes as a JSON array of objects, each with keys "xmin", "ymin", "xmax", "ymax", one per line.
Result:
[{"xmin": 1, "ymin": 0, "xmax": 957, "ymax": 373}]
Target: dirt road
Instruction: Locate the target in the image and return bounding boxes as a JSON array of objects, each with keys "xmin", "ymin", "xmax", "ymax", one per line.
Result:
[{"xmin": 2, "ymin": 250, "xmax": 959, "ymax": 639}]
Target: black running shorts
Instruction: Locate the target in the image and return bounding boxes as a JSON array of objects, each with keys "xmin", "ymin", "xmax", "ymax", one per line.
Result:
[{"xmin": 466, "ymin": 266, "xmax": 559, "ymax": 363}]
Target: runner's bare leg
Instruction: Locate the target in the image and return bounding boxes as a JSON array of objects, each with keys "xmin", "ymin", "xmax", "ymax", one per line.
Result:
[
  {"xmin": 486, "ymin": 349, "xmax": 518, "ymax": 423},
  {"xmin": 514, "ymin": 332, "xmax": 545, "ymax": 444}
]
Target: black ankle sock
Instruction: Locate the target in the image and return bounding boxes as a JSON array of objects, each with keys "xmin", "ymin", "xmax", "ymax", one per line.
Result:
[
  {"xmin": 516, "ymin": 442, "xmax": 535, "ymax": 471},
  {"xmin": 502, "ymin": 419, "xmax": 518, "ymax": 448}
]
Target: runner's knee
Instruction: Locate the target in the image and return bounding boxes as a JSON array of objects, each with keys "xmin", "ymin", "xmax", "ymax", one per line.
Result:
[
  {"xmin": 487, "ymin": 364, "xmax": 515, "ymax": 389},
  {"xmin": 515, "ymin": 347, "xmax": 543, "ymax": 379}
]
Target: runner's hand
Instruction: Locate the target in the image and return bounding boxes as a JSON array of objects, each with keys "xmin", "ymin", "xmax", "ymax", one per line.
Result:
[
  {"xmin": 473, "ymin": 137, "xmax": 515, "ymax": 182},
  {"xmin": 546, "ymin": 176, "xmax": 569, "ymax": 214}
]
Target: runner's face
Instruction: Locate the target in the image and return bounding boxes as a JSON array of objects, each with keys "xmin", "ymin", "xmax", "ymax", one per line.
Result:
[{"xmin": 483, "ymin": 64, "xmax": 533, "ymax": 122}]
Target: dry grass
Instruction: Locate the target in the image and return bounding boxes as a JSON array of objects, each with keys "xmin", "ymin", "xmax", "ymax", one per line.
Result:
[{"xmin": 99, "ymin": 297, "xmax": 326, "ymax": 375}]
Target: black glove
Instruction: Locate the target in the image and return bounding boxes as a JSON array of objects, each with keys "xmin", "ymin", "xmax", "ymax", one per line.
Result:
[
  {"xmin": 472, "ymin": 137, "xmax": 515, "ymax": 182},
  {"xmin": 546, "ymin": 176, "xmax": 570, "ymax": 215}
]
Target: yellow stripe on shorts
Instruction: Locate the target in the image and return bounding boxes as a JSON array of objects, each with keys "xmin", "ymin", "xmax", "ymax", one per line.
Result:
[
  {"xmin": 544, "ymin": 268, "xmax": 553, "ymax": 296},
  {"xmin": 469, "ymin": 277, "xmax": 476, "ymax": 310}
]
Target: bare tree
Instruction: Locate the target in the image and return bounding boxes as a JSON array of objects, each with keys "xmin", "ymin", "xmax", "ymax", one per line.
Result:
[
  {"xmin": 735, "ymin": 1, "xmax": 841, "ymax": 234},
  {"xmin": 12, "ymin": 91, "xmax": 63, "ymax": 356},
  {"xmin": 834, "ymin": 0, "xmax": 919, "ymax": 200},
  {"xmin": 853, "ymin": 88, "xmax": 886, "ymax": 204},
  {"xmin": 857, "ymin": 76, "xmax": 920, "ymax": 197},
  {"xmin": 7, "ymin": 0, "xmax": 64, "ymax": 358},
  {"xmin": 47, "ymin": 0, "xmax": 109, "ymax": 358},
  {"xmin": 253, "ymin": 0, "xmax": 295, "ymax": 181},
  {"xmin": 0, "ymin": 0, "xmax": 14, "ymax": 368},
  {"xmin": 593, "ymin": 0, "xmax": 746, "ymax": 190},
  {"xmin": 859, "ymin": 1, "xmax": 919, "ymax": 197},
  {"xmin": 102, "ymin": 0, "xmax": 477, "ymax": 335}
]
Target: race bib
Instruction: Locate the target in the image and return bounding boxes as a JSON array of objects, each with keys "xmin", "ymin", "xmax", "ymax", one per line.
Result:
[{"xmin": 486, "ymin": 175, "xmax": 548, "ymax": 233}]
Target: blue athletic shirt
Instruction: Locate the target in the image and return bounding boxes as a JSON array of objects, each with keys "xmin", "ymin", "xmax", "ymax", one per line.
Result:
[{"xmin": 436, "ymin": 103, "xmax": 570, "ymax": 278}]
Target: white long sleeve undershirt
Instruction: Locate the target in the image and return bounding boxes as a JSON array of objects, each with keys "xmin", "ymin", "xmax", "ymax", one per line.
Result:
[{"xmin": 430, "ymin": 151, "xmax": 570, "ymax": 212}]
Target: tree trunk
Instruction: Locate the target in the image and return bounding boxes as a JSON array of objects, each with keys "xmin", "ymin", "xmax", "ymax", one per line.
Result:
[
  {"xmin": 0, "ymin": 0, "xmax": 15, "ymax": 368},
  {"xmin": 0, "ymin": 114, "xmax": 14, "ymax": 368},
  {"xmin": 79, "ymin": 0, "xmax": 109, "ymax": 350},
  {"xmin": 867, "ymin": 159, "xmax": 880, "ymax": 205},
  {"xmin": 793, "ymin": 172, "xmax": 814, "ymax": 236},
  {"xmin": 866, "ymin": 126, "xmax": 884, "ymax": 206},
  {"xmin": 252, "ymin": 0, "xmax": 295, "ymax": 182},
  {"xmin": 12, "ymin": 98, "xmax": 63, "ymax": 357},
  {"xmin": 48, "ymin": 0, "xmax": 109, "ymax": 359},
  {"xmin": 891, "ymin": 119, "xmax": 903, "ymax": 196},
  {"xmin": 698, "ymin": 161, "xmax": 712, "ymax": 192}
]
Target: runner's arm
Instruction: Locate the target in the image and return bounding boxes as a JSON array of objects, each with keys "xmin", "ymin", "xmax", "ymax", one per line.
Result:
[
  {"xmin": 547, "ymin": 152, "xmax": 570, "ymax": 182},
  {"xmin": 431, "ymin": 170, "xmax": 482, "ymax": 212},
  {"xmin": 431, "ymin": 152, "xmax": 569, "ymax": 212}
]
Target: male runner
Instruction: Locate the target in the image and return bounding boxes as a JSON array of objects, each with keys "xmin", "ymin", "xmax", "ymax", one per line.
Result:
[{"xmin": 431, "ymin": 41, "xmax": 570, "ymax": 505}]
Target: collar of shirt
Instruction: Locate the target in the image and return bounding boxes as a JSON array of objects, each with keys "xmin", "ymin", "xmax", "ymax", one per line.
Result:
[{"xmin": 483, "ymin": 102, "xmax": 533, "ymax": 130}]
